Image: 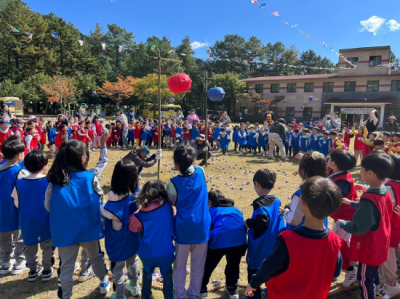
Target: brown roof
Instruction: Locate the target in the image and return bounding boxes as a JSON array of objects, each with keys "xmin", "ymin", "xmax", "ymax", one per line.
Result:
[
  {"xmin": 339, "ymin": 46, "xmax": 391, "ymax": 53},
  {"xmin": 325, "ymin": 98, "xmax": 393, "ymax": 104}
]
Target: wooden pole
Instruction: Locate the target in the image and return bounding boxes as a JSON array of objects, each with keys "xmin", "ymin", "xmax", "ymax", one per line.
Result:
[
  {"xmin": 204, "ymin": 70, "xmax": 208, "ymax": 167},
  {"xmin": 157, "ymin": 51, "xmax": 162, "ymax": 180}
]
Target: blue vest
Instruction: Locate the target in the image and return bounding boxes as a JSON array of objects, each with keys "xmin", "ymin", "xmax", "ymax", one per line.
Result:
[
  {"xmin": 213, "ymin": 127, "xmax": 221, "ymax": 140},
  {"xmin": 16, "ymin": 178, "xmax": 51, "ymax": 246},
  {"xmin": 176, "ymin": 127, "xmax": 183, "ymax": 140},
  {"xmin": 140, "ymin": 127, "xmax": 148, "ymax": 141},
  {"xmin": 219, "ymin": 133, "xmax": 230, "ymax": 149},
  {"xmin": 238, "ymin": 131, "xmax": 247, "ymax": 145},
  {"xmin": 48, "ymin": 129, "xmax": 57, "ymax": 143},
  {"xmin": 319, "ymin": 138, "xmax": 332, "ymax": 156},
  {"xmin": 104, "ymin": 194, "xmax": 139, "ymax": 262},
  {"xmin": 232, "ymin": 130, "xmax": 239, "ymax": 142},
  {"xmin": 191, "ymin": 127, "xmax": 199, "ymax": 140},
  {"xmin": 163, "ymin": 124, "xmax": 171, "ymax": 136},
  {"xmin": 286, "ymin": 132, "xmax": 293, "ymax": 146},
  {"xmin": 171, "ymin": 167, "xmax": 211, "ymax": 244},
  {"xmin": 209, "ymin": 206, "xmax": 247, "ymax": 249},
  {"xmin": 300, "ymin": 133, "xmax": 308, "ymax": 150},
  {"xmin": 247, "ymin": 198, "xmax": 285, "ymax": 269},
  {"xmin": 286, "ymin": 189, "xmax": 328, "ymax": 229},
  {"xmin": 308, "ymin": 134, "xmax": 321, "ymax": 151},
  {"xmin": 257, "ymin": 133, "xmax": 268, "ymax": 147},
  {"xmin": 148, "ymin": 125, "xmax": 154, "ymax": 138},
  {"xmin": 248, "ymin": 132, "xmax": 257, "ymax": 147},
  {"xmin": 50, "ymin": 171, "xmax": 104, "ymax": 247},
  {"xmin": 128, "ymin": 128, "xmax": 135, "ymax": 140},
  {"xmin": 0, "ymin": 165, "xmax": 21, "ymax": 232},
  {"xmin": 291, "ymin": 134, "xmax": 300, "ymax": 149}
]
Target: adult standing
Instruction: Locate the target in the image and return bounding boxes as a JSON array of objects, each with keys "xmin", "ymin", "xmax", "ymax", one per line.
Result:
[
  {"xmin": 383, "ymin": 116, "xmax": 398, "ymax": 132},
  {"xmin": 0, "ymin": 101, "xmax": 14, "ymax": 121},
  {"xmin": 322, "ymin": 113, "xmax": 341, "ymax": 131},
  {"xmin": 174, "ymin": 109, "xmax": 185, "ymax": 122},
  {"xmin": 360, "ymin": 110, "xmax": 379, "ymax": 133},
  {"xmin": 122, "ymin": 146, "xmax": 162, "ymax": 174},
  {"xmin": 263, "ymin": 113, "xmax": 274, "ymax": 129},
  {"xmin": 116, "ymin": 109, "xmax": 128, "ymax": 149},
  {"xmin": 268, "ymin": 118, "xmax": 288, "ymax": 161},
  {"xmin": 187, "ymin": 109, "xmax": 200, "ymax": 125},
  {"xmin": 128, "ymin": 106, "xmax": 136, "ymax": 124},
  {"xmin": 221, "ymin": 112, "xmax": 231, "ymax": 125}
]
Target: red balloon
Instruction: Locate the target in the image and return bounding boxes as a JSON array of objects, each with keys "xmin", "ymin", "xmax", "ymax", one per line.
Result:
[{"xmin": 168, "ymin": 73, "xmax": 192, "ymax": 94}]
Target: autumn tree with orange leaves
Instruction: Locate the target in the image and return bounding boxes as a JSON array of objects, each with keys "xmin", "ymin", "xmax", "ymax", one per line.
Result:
[
  {"xmin": 40, "ymin": 75, "xmax": 81, "ymax": 114},
  {"xmin": 99, "ymin": 76, "xmax": 135, "ymax": 107}
]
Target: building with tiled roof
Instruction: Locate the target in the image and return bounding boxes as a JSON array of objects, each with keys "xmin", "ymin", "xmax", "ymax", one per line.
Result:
[{"xmin": 236, "ymin": 46, "xmax": 400, "ymax": 126}]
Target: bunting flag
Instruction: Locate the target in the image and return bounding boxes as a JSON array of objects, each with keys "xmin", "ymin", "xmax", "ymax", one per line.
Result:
[
  {"xmin": 11, "ymin": 27, "xmax": 19, "ymax": 33},
  {"xmin": 168, "ymin": 49, "xmax": 173, "ymax": 53},
  {"xmin": 259, "ymin": 3, "xmax": 266, "ymax": 9},
  {"xmin": 291, "ymin": 24, "xmax": 298, "ymax": 27},
  {"xmin": 78, "ymin": 40, "xmax": 83, "ymax": 46},
  {"xmin": 283, "ymin": 22, "xmax": 289, "ymax": 24},
  {"xmin": 28, "ymin": 33, "xmax": 33, "ymax": 40},
  {"xmin": 250, "ymin": 0, "xmax": 257, "ymax": 3},
  {"xmin": 102, "ymin": 43, "xmax": 106, "ymax": 50},
  {"xmin": 52, "ymin": 32, "xmax": 58, "ymax": 38},
  {"xmin": 151, "ymin": 45, "xmax": 156, "ymax": 51},
  {"xmin": 118, "ymin": 45, "xmax": 123, "ymax": 52},
  {"xmin": 271, "ymin": 11, "xmax": 279, "ymax": 16}
]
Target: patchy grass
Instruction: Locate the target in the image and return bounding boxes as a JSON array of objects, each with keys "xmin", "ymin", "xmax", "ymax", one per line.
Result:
[{"xmin": 1, "ymin": 138, "xmax": 394, "ymax": 299}]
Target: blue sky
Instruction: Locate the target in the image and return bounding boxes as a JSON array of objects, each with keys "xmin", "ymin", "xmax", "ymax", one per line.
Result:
[{"xmin": 26, "ymin": 0, "xmax": 400, "ymax": 62}]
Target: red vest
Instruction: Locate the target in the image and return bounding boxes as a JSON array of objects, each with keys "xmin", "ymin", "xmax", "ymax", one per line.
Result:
[
  {"xmin": 349, "ymin": 191, "xmax": 392, "ymax": 266},
  {"xmin": 87, "ymin": 128, "xmax": 93, "ymax": 140},
  {"xmin": 77, "ymin": 128, "xmax": 88, "ymax": 142},
  {"xmin": 170, "ymin": 125, "xmax": 176, "ymax": 138},
  {"xmin": 354, "ymin": 134, "xmax": 366, "ymax": 151},
  {"xmin": 153, "ymin": 127, "xmax": 159, "ymax": 143},
  {"xmin": 11, "ymin": 126, "xmax": 24, "ymax": 139},
  {"xmin": 183, "ymin": 128, "xmax": 191, "ymax": 141},
  {"xmin": 385, "ymin": 180, "xmax": 400, "ymax": 247},
  {"xmin": 30, "ymin": 136, "xmax": 39, "ymax": 150},
  {"xmin": 363, "ymin": 141, "xmax": 374, "ymax": 158},
  {"xmin": 0, "ymin": 129, "xmax": 12, "ymax": 151},
  {"xmin": 71, "ymin": 125, "xmax": 79, "ymax": 140},
  {"xmin": 54, "ymin": 131, "xmax": 67, "ymax": 148},
  {"xmin": 94, "ymin": 122, "xmax": 102, "ymax": 135},
  {"xmin": 36, "ymin": 125, "xmax": 47, "ymax": 144},
  {"xmin": 343, "ymin": 130, "xmax": 351, "ymax": 147},
  {"xmin": 393, "ymin": 142, "xmax": 400, "ymax": 154},
  {"xmin": 330, "ymin": 172, "xmax": 357, "ymax": 221},
  {"xmin": 267, "ymin": 230, "xmax": 341, "ymax": 299}
]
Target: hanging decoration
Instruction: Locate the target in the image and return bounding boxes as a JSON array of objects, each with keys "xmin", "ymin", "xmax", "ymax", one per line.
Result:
[
  {"xmin": 169, "ymin": 97, "xmax": 175, "ymax": 104},
  {"xmin": 119, "ymin": 45, "xmax": 123, "ymax": 53},
  {"xmin": 102, "ymin": 43, "xmax": 106, "ymax": 50},
  {"xmin": 259, "ymin": 3, "xmax": 266, "ymax": 9},
  {"xmin": 250, "ymin": 0, "xmax": 257, "ymax": 3},
  {"xmin": 308, "ymin": 96, "xmax": 314, "ymax": 101},
  {"xmin": 11, "ymin": 26, "xmax": 19, "ymax": 33},
  {"xmin": 78, "ymin": 40, "xmax": 83, "ymax": 46},
  {"xmin": 52, "ymin": 32, "xmax": 58, "ymax": 38},
  {"xmin": 168, "ymin": 73, "xmax": 192, "ymax": 94},
  {"xmin": 28, "ymin": 33, "xmax": 33, "ymax": 40},
  {"xmin": 284, "ymin": 99, "xmax": 287, "ymax": 103},
  {"xmin": 246, "ymin": 69, "xmax": 250, "ymax": 73},
  {"xmin": 300, "ymin": 106, "xmax": 305, "ymax": 110},
  {"xmin": 92, "ymin": 91, "xmax": 97, "ymax": 96},
  {"xmin": 206, "ymin": 49, "xmax": 211, "ymax": 54},
  {"xmin": 151, "ymin": 45, "xmax": 156, "ymax": 51},
  {"xmin": 208, "ymin": 87, "xmax": 226, "ymax": 102},
  {"xmin": 271, "ymin": 11, "xmax": 279, "ymax": 16}
]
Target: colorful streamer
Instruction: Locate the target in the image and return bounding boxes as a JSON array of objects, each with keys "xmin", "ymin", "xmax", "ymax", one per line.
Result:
[
  {"xmin": 52, "ymin": 32, "xmax": 58, "ymax": 38},
  {"xmin": 78, "ymin": 40, "xmax": 83, "ymax": 46},
  {"xmin": 271, "ymin": 11, "xmax": 279, "ymax": 16},
  {"xmin": 102, "ymin": 43, "xmax": 106, "ymax": 50},
  {"xmin": 28, "ymin": 33, "xmax": 33, "ymax": 40}
]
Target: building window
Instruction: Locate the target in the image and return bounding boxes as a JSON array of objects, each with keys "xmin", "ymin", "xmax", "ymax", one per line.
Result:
[
  {"xmin": 269, "ymin": 107, "xmax": 278, "ymax": 116},
  {"xmin": 271, "ymin": 84, "xmax": 279, "ymax": 93},
  {"xmin": 346, "ymin": 57, "xmax": 358, "ymax": 68},
  {"xmin": 391, "ymin": 80, "xmax": 400, "ymax": 91},
  {"xmin": 255, "ymin": 84, "xmax": 263, "ymax": 94},
  {"xmin": 304, "ymin": 83, "xmax": 314, "ymax": 92},
  {"xmin": 369, "ymin": 56, "xmax": 382, "ymax": 67},
  {"xmin": 303, "ymin": 107, "xmax": 313, "ymax": 117},
  {"xmin": 286, "ymin": 107, "xmax": 295, "ymax": 116},
  {"xmin": 323, "ymin": 82, "xmax": 334, "ymax": 92},
  {"xmin": 321, "ymin": 107, "xmax": 331, "ymax": 117},
  {"xmin": 240, "ymin": 107, "xmax": 248, "ymax": 115},
  {"xmin": 287, "ymin": 83, "xmax": 296, "ymax": 93},
  {"xmin": 367, "ymin": 81, "xmax": 379, "ymax": 91},
  {"xmin": 344, "ymin": 81, "xmax": 356, "ymax": 92},
  {"xmin": 255, "ymin": 106, "xmax": 263, "ymax": 116}
]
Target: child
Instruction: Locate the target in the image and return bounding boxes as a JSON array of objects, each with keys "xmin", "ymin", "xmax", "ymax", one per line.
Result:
[
  {"xmin": 116, "ymin": 121, "xmax": 123, "ymax": 148},
  {"xmin": 167, "ymin": 145, "xmax": 211, "ymax": 299},
  {"xmin": 360, "ymin": 132, "xmax": 376, "ymax": 158},
  {"xmin": 245, "ymin": 176, "xmax": 343, "ymax": 299},
  {"xmin": 0, "ymin": 119, "xmax": 12, "ymax": 152},
  {"xmin": 281, "ymin": 152, "xmax": 329, "ymax": 229},
  {"xmin": 128, "ymin": 122, "xmax": 135, "ymax": 147},
  {"xmin": 342, "ymin": 121, "xmax": 354, "ymax": 148},
  {"xmin": 170, "ymin": 120, "xmax": 177, "ymax": 147},
  {"xmin": 54, "ymin": 124, "xmax": 68, "ymax": 150},
  {"xmin": 245, "ymin": 169, "xmax": 285, "ymax": 299},
  {"xmin": 191, "ymin": 122, "xmax": 200, "ymax": 145},
  {"xmin": 200, "ymin": 190, "xmax": 247, "ymax": 299},
  {"xmin": 110, "ymin": 123, "xmax": 119, "ymax": 148},
  {"xmin": 307, "ymin": 127, "xmax": 321, "ymax": 153},
  {"xmin": 92, "ymin": 116, "xmax": 104, "ymax": 150},
  {"xmin": 231, "ymin": 125, "xmax": 239, "ymax": 152},
  {"xmin": 299, "ymin": 128, "xmax": 309, "ymax": 153},
  {"xmin": 147, "ymin": 120, "xmax": 154, "ymax": 148},
  {"xmin": 374, "ymin": 139, "xmax": 394, "ymax": 155},
  {"xmin": 329, "ymin": 131, "xmax": 345, "ymax": 151},
  {"xmin": 317, "ymin": 119, "xmax": 324, "ymax": 131},
  {"xmin": 86, "ymin": 121, "xmax": 94, "ymax": 151},
  {"xmin": 238, "ymin": 123, "xmax": 247, "ymax": 153},
  {"xmin": 319, "ymin": 131, "xmax": 332, "ymax": 157},
  {"xmin": 212, "ymin": 121, "xmax": 221, "ymax": 150},
  {"xmin": 101, "ymin": 160, "xmax": 141, "ymax": 299},
  {"xmin": 248, "ymin": 127, "xmax": 258, "ymax": 154},
  {"xmin": 37, "ymin": 117, "xmax": 47, "ymax": 151},
  {"xmin": 352, "ymin": 124, "xmax": 368, "ymax": 165},
  {"xmin": 256, "ymin": 127, "xmax": 269, "ymax": 156},
  {"xmin": 0, "ymin": 136, "xmax": 28, "ymax": 275},
  {"xmin": 175, "ymin": 121, "xmax": 183, "ymax": 146},
  {"xmin": 339, "ymin": 151, "xmax": 394, "ymax": 298},
  {"xmin": 13, "ymin": 150, "xmax": 54, "ymax": 282},
  {"xmin": 47, "ymin": 122, "xmax": 57, "ymax": 156},
  {"xmin": 152, "ymin": 122, "xmax": 159, "ymax": 148},
  {"xmin": 140, "ymin": 121, "xmax": 149, "ymax": 147},
  {"xmin": 381, "ymin": 131, "xmax": 392, "ymax": 147},
  {"xmin": 291, "ymin": 118, "xmax": 298, "ymax": 129},
  {"xmin": 129, "ymin": 180, "xmax": 175, "ymax": 299},
  {"xmin": 76, "ymin": 121, "xmax": 88, "ymax": 143},
  {"xmin": 183, "ymin": 122, "xmax": 191, "ymax": 145},
  {"xmin": 163, "ymin": 120, "xmax": 171, "ymax": 147},
  {"xmin": 134, "ymin": 121, "xmax": 142, "ymax": 147},
  {"xmin": 289, "ymin": 128, "xmax": 300, "ymax": 157},
  {"xmin": 218, "ymin": 128, "xmax": 231, "ymax": 155},
  {"xmin": 25, "ymin": 127, "xmax": 39, "ymax": 152},
  {"xmin": 390, "ymin": 132, "xmax": 400, "ymax": 154},
  {"xmin": 285, "ymin": 124, "xmax": 293, "ymax": 158},
  {"xmin": 378, "ymin": 155, "xmax": 400, "ymax": 297},
  {"xmin": 45, "ymin": 140, "xmax": 110, "ymax": 298}
]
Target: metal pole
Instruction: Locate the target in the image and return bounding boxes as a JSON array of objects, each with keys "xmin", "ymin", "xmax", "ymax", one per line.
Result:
[
  {"xmin": 204, "ymin": 70, "xmax": 208, "ymax": 167},
  {"xmin": 157, "ymin": 51, "xmax": 162, "ymax": 180}
]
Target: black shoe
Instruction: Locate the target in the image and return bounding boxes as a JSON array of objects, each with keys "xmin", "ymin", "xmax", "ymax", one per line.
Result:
[
  {"xmin": 42, "ymin": 267, "xmax": 54, "ymax": 282},
  {"xmin": 28, "ymin": 266, "xmax": 43, "ymax": 282},
  {"xmin": 226, "ymin": 286, "xmax": 239, "ymax": 299},
  {"xmin": 200, "ymin": 288, "xmax": 208, "ymax": 298}
]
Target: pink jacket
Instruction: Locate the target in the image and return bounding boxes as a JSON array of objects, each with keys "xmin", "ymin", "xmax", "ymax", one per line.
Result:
[{"xmin": 187, "ymin": 113, "xmax": 200, "ymax": 124}]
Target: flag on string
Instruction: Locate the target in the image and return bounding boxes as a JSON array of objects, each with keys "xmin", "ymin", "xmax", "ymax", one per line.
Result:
[
  {"xmin": 28, "ymin": 33, "xmax": 33, "ymax": 40},
  {"xmin": 118, "ymin": 45, "xmax": 123, "ymax": 52},
  {"xmin": 52, "ymin": 32, "xmax": 58, "ymax": 38},
  {"xmin": 291, "ymin": 24, "xmax": 298, "ymax": 27},
  {"xmin": 12, "ymin": 27, "xmax": 19, "ymax": 33},
  {"xmin": 305, "ymin": 35, "xmax": 309, "ymax": 38},
  {"xmin": 180, "ymin": 53, "xmax": 187, "ymax": 56},
  {"xmin": 250, "ymin": 0, "xmax": 257, "ymax": 3},
  {"xmin": 271, "ymin": 11, "xmax": 279, "ymax": 16},
  {"xmin": 259, "ymin": 3, "xmax": 266, "ymax": 9},
  {"xmin": 283, "ymin": 22, "xmax": 289, "ymax": 24},
  {"xmin": 78, "ymin": 40, "xmax": 83, "ymax": 46},
  {"xmin": 151, "ymin": 45, "xmax": 156, "ymax": 51},
  {"xmin": 102, "ymin": 43, "xmax": 106, "ymax": 50},
  {"xmin": 168, "ymin": 49, "xmax": 173, "ymax": 53}
]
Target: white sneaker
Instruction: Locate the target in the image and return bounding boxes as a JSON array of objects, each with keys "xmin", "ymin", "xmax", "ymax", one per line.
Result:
[
  {"xmin": 126, "ymin": 280, "xmax": 141, "ymax": 296},
  {"xmin": 99, "ymin": 275, "xmax": 110, "ymax": 294},
  {"xmin": 342, "ymin": 266, "xmax": 357, "ymax": 287},
  {"xmin": 379, "ymin": 273, "xmax": 387, "ymax": 285},
  {"xmin": 0, "ymin": 259, "xmax": 15, "ymax": 275},
  {"xmin": 11, "ymin": 260, "xmax": 28, "ymax": 275},
  {"xmin": 382, "ymin": 282, "xmax": 400, "ymax": 298}
]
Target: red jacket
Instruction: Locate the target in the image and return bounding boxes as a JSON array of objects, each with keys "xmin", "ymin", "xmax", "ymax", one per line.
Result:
[
  {"xmin": 349, "ymin": 191, "xmax": 392, "ymax": 266},
  {"xmin": 134, "ymin": 127, "xmax": 142, "ymax": 139},
  {"xmin": 54, "ymin": 131, "xmax": 67, "ymax": 149},
  {"xmin": 36, "ymin": 125, "xmax": 47, "ymax": 144},
  {"xmin": 330, "ymin": 172, "xmax": 357, "ymax": 221},
  {"xmin": 94, "ymin": 122, "xmax": 103, "ymax": 136},
  {"xmin": 267, "ymin": 230, "xmax": 341, "ymax": 299},
  {"xmin": 183, "ymin": 128, "xmax": 191, "ymax": 141},
  {"xmin": 385, "ymin": 180, "xmax": 400, "ymax": 247},
  {"xmin": 0, "ymin": 129, "xmax": 12, "ymax": 152},
  {"xmin": 363, "ymin": 140, "xmax": 374, "ymax": 158},
  {"xmin": 343, "ymin": 129, "xmax": 352, "ymax": 147}
]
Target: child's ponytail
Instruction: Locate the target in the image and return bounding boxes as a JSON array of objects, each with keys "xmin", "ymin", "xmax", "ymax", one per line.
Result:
[
  {"xmin": 173, "ymin": 145, "xmax": 196, "ymax": 175},
  {"xmin": 298, "ymin": 152, "xmax": 327, "ymax": 180},
  {"xmin": 47, "ymin": 140, "xmax": 86, "ymax": 186}
]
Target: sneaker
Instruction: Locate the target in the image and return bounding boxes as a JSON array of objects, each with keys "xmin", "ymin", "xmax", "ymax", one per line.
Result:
[
  {"xmin": 99, "ymin": 275, "xmax": 110, "ymax": 294},
  {"xmin": 281, "ymin": 158, "xmax": 289, "ymax": 162},
  {"xmin": 110, "ymin": 293, "xmax": 126, "ymax": 299},
  {"xmin": 200, "ymin": 289, "xmax": 208, "ymax": 298},
  {"xmin": 0, "ymin": 259, "xmax": 15, "ymax": 275},
  {"xmin": 382, "ymin": 282, "xmax": 400, "ymax": 298},
  {"xmin": 268, "ymin": 157, "xmax": 275, "ymax": 161},
  {"xmin": 74, "ymin": 262, "xmax": 80, "ymax": 272},
  {"xmin": 78, "ymin": 266, "xmax": 95, "ymax": 282},
  {"xmin": 226, "ymin": 286, "xmax": 239, "ymax": 299},
  {"xmin": 42, "ymin": 267, "xmax": 54, "ymax": 282},
  {"xmin": 28, "ymin": 267, "xmax": 43, "ymax": 282},
  {"xmin": 11, "ymin": 260, "xmax": 28, "ymax": 275},
  {"xmin": 379, "ymin": 273, "xmax": 387, "ymax": 285},
  {"xmin": 126, "ymin": 280, "xmax": 141, "ymax": 297},
  {"xmin": 342, "ymin": 266, "xmax": 357, "ymax": 287}
]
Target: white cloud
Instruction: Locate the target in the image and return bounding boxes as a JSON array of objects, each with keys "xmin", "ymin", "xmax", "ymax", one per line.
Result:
[
  {"xmin": 359, "ymin": 16, "xmax": 386, "ymax": 35},
  {"xmin": 387, "ymin": 19, "xmax": 400, "ymax": 32},
  {"xmin": 190, "ymin": 41, "xmax": 209, "ymax": 50}
]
